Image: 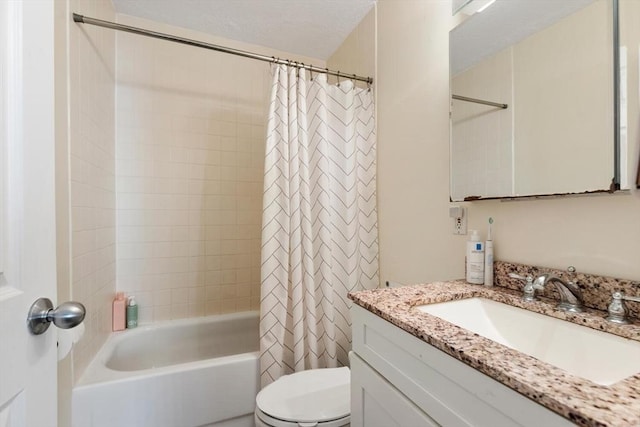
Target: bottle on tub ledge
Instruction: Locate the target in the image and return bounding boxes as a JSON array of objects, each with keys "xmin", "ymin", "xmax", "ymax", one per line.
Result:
[
  {"xmin": 466, "ymin": 230, "xmax": 485, "ymax": 285},
  {"xmin": 126, "ymin": 296, "xmax": 138, "ymax": 329},
  {"xmin": 484, "ymin": 217, "xmax": 494, "ymax": 287},
  {"xmin": 112, "ymin": 292, "xmax": 126, "ymax": 331}
]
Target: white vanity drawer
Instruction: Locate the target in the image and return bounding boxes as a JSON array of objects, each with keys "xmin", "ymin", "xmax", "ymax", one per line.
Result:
[{"xmin": 351, "ymin": 305, "xmax": 574, "ymax": 427}]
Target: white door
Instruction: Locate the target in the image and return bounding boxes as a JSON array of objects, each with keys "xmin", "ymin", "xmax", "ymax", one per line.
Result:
[{"xmin": 0, "ymin": 1, "xmax": 59, "ymax": 426}]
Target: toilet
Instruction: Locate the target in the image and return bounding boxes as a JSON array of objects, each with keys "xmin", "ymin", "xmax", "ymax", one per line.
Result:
[{"xmin": 254, "ymin": 367, "xmax": 351, "ymax": 427}]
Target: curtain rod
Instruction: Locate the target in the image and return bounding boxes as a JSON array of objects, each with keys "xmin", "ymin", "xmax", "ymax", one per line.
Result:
[
  {"xmin": 72, "ymin": 13, "xmax": 373, "ymax": 85},
  {"xmin": 452, "ymin": 94, "xmax": 508, "ymax": 109}
]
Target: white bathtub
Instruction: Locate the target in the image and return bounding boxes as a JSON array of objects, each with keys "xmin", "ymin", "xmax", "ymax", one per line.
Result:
[{"xmin": 72, "ymin": 311, "xmax": 260, "ymax": 427}]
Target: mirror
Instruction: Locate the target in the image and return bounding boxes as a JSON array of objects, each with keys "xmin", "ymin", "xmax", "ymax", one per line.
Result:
[{"xmin": 450, "ymin": 0, "xmax": 620, "ymax": 201}]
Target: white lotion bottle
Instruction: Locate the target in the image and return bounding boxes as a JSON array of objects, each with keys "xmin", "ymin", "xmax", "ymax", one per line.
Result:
[
  {"xmin": 466, "ymin": 230, "xmax": 485, "ymax": 284},
  {"xmin": 484, "ymin": 218, "xmax": 494, "ymax": 286}
]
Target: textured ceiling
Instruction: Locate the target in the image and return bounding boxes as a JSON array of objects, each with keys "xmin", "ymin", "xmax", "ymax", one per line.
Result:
[
  {"xmin": 451, "ymin": 0, "xmax": 597, "ymax": 75},
  {"xmin": 111, "ymin": 0, "xmax": 376, "ymax": 60}
]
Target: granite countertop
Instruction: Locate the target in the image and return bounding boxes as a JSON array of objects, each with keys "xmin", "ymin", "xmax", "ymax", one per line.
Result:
[{"xmin": 349, "ymin": 281, "xmax": 640, "ymax": 427}]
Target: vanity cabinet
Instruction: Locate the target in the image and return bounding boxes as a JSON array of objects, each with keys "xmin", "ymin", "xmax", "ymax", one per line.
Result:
[
  {"xmin": 350, "ymin": 305, "xmax": 574, "ymax": 427},
  {"xmin": 351, "ymin": 353, "xmax": 440, "ymax": 427}
]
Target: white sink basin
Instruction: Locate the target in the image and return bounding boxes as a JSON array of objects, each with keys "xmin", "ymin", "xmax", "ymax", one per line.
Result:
[{"xmin": 417, "ymin": 298, "xmax": 640, "ymax": 385}]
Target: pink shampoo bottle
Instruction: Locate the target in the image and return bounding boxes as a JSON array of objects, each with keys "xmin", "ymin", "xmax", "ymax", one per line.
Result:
[{"xmin": 112, "ymin": 292, "xmax": 126, "ymax": 331}]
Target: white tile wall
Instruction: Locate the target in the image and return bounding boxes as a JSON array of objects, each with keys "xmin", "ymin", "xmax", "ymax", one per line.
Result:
[
  {"xmin": 68, "ymin": 0, "xmax": 116, "ymax": 379},
  {"xmin": 115, "ymin": 15, "xmax": 281, "ymax": 322}
]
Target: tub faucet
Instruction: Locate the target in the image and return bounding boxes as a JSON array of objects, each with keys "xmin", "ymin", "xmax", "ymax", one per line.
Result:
[{"xmin": 532, "ymin": 266, "xmax": 583, "ymax": 313}]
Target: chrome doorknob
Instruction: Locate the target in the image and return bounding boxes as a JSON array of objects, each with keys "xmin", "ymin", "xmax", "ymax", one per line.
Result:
[{"xmin": 27, "ymin": 297, "xmax": 86, "ymax": 335}]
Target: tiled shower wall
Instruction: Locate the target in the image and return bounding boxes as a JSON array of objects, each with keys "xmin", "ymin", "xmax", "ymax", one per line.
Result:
[
  {"xmin": 115, "ymin": 15, "xmax": 323, "ymax": 323},
  {"xmin": 68, "ymin": 0, "xmax": 116, "ymax": 378}
]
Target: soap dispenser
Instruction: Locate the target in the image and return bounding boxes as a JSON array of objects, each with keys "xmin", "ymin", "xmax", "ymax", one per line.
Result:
[{"xmin": 466, "ymin": 230, "xmax": 485, "ymax": 284}]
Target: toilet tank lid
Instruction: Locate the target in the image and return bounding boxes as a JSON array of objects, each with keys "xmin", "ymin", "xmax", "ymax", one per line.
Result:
[{"xmin": 256, "ymin": 367, "xmax": 350, "ymax": 423}]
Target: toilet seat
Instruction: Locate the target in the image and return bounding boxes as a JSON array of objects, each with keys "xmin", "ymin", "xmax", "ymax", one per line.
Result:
[
  {"xmin": 255, "ymin": 407, "xmax": 350, "ymax": 427},
  {"xmin": 255, "ymin": 367, "xmax": 350, "ymax": 427}
]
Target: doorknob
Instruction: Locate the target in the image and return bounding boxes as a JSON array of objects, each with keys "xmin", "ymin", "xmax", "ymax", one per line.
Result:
[{"xmin": 27, "ymin": 297, "xmax": 86, "ymax": 335}]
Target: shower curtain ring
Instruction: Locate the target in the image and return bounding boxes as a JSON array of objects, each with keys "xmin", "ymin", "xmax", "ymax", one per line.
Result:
[
  {"xmin": 352, "ymin": 74, "xmax": 357, "ymax": 90},
  {"xmin": 337, "ymin": 71, "xmax": 341, "ymax": 87}
]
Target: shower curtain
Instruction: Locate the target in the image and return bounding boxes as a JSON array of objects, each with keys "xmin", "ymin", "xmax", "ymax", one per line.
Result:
[{"xmin": 259, "ymin": 64, "xmax": 378, "ymax": 386}]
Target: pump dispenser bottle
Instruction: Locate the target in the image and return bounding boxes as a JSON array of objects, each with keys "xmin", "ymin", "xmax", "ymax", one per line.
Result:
[{"xmin": 466, "ymin": 230, "xmax": 485, "ymax": 284}]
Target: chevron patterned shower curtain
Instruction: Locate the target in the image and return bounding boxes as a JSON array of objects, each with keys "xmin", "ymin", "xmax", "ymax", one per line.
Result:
[{"xmin": 259, "ymin": 64, "xmax": 378, "ymax": 386}]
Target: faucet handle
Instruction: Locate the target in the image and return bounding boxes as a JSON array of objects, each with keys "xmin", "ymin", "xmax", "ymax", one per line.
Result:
[
  {"xmin": 606, "ymin": 292, "xmax": 630, "ymax": 324},
  {"xmin": 508, "ymin": 273, "xmax": 538, "ymax": 302},
  {"xmin": 566, "ymin": 266, "xmax": 577, "ymax": 283}
]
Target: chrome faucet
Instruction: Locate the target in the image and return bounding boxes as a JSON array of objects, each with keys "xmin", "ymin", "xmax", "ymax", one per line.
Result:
[{"xmin": 532, "ymin": 266, "xmax": 583, "ymax": 313}]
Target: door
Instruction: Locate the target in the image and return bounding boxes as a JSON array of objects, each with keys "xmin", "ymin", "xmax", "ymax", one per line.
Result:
[
  {"xmin": 350, "ymin": 353, "xmax": 440, "ymax": 427},
  {"xmin": 0, "ymin": 1, "xmax": 58, "ymax": 426}
]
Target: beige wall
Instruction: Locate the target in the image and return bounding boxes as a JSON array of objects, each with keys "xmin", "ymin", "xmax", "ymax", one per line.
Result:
[
  {"xmin": 329, "ymin": 1, "xmax": 464, "ymax": 285},
  {"xmin": 371, "ymin": 0, "xmax": 640, "ymax": 284},
  {"xmin": 375, "ymin": 0, "xmax": 464, "ymax": 285},
  {"xmin": 327, "ymin": 8, "xmax": 376, "ymax": 89},
  {"xmin": 56, "ymin": 0, "xmax": 116, "ymax": 424},
  {"xmin": 115, "ymin": 15, "xmax": 324, "ymax": 322},
  {"xmin": 68, "ymin": 0, "xmax": 117, "ymax": 380},
  {"xmin": 68, "ymin": 0, "xmax": 116, "ymax": 379}
]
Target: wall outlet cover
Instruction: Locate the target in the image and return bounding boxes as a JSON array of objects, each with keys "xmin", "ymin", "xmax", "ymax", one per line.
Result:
[{"xmin": 453, "ymin": 207, "xmax": 467, "ymax": 235}]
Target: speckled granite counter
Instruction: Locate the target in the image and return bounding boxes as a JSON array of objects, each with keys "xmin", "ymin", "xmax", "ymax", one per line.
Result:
[{"xmin": 349, "ymin": 281, "xmax": 640, "ymax": 427}]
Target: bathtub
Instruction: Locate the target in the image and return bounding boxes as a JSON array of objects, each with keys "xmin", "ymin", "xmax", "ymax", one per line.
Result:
[{"xmin": 72, "ymin": 311, "xmax": 260, "ymax": 427}]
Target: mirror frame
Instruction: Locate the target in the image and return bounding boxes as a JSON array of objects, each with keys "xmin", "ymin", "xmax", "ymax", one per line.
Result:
[{"xmin": 612, "ymin": 0, "xmax": 620, "ymax": 190}]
